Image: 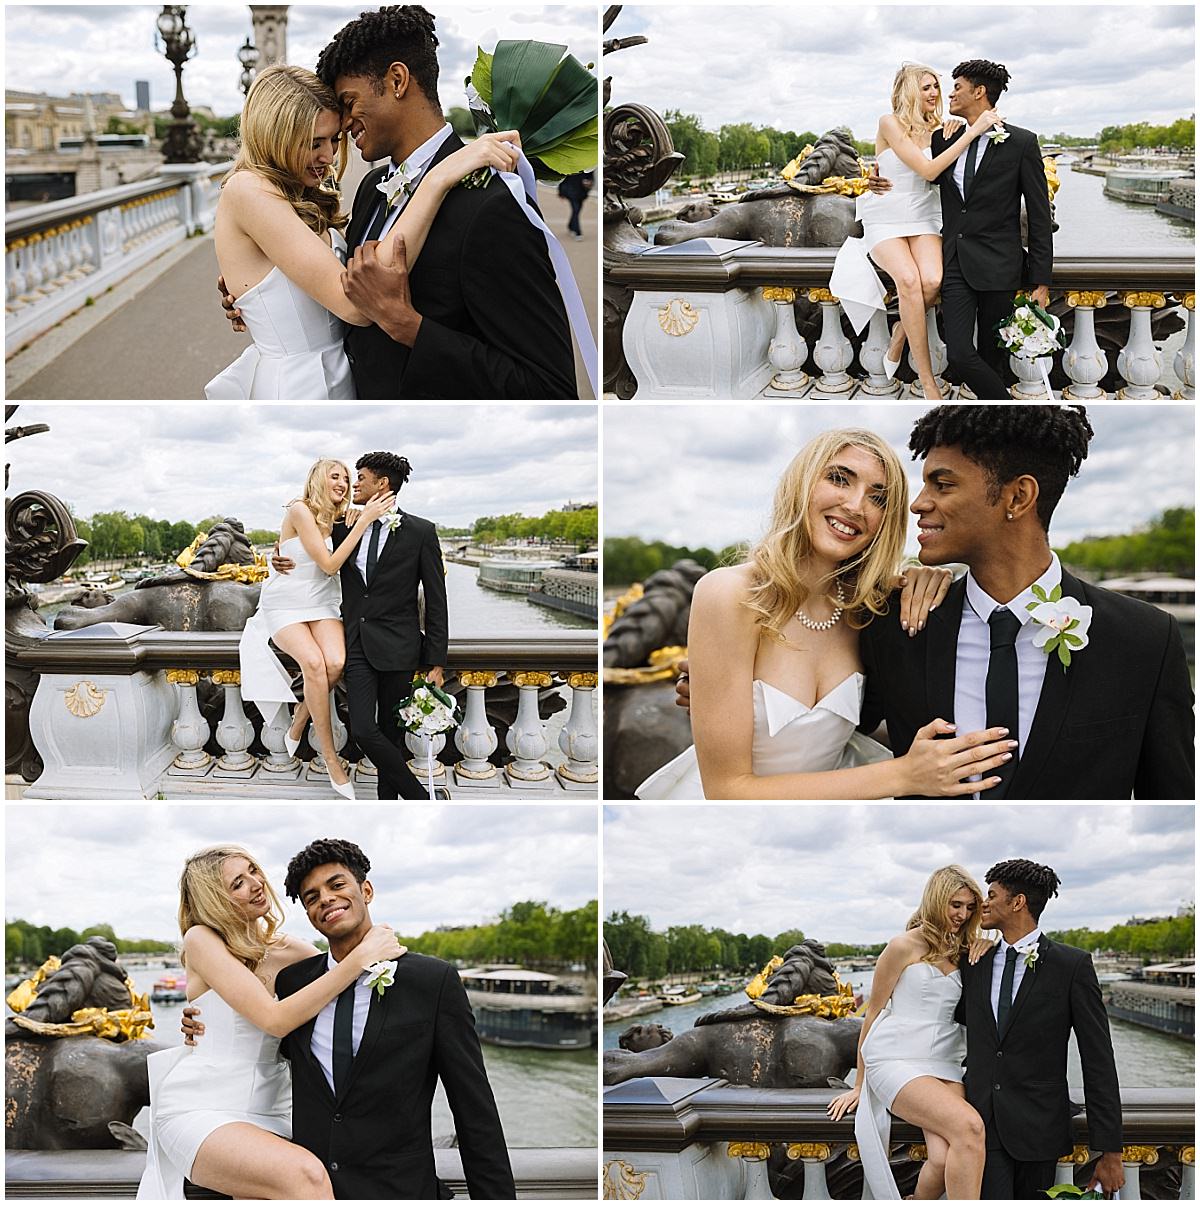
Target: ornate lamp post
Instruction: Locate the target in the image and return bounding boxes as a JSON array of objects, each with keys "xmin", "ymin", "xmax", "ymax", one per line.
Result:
[
  {"xmin": 238, "ymin": 36, "xmax": 260, "ymax": 98},
  {"xmin": 155, "ymin": 5, "xmax": 204, "ymax": 163}
]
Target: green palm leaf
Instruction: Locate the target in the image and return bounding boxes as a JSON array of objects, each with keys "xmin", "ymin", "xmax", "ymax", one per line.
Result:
[
  {"xmin": 492, "ymin": 40, "xmax": 567, "ymax": 131},
  {"xmin": 520, "ymin": 55, "xmax": 598, "ymax": 153},
  {"xmin": 470, "ymin": 46, "xmax": 494, "ymax": 106},
  {"xmin": 532, "ymin": 115, "xmax": 599, "ymax": 178}
]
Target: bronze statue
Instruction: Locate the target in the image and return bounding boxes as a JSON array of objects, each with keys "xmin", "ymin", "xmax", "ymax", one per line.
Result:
[{"xmin": 17, "ymin": 938, "xmax": 133, "ymax": 1026}]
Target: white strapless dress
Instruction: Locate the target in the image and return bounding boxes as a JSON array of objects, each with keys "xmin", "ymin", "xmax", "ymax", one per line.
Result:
[
  {"xmin": 239, "ymin": 534, "xmax": 342, "ymax": 728},
  {"xmin": 635, "ymin": 672, "xmax": 890, "ymax": 799},
  {"xmin": 205, "ymin": 229, "xmax": 354, "ymax": 400},
  {"xmin": 137, "ymin": 990, "xmax": 292, "ymax": 1200},
  {"xmin": 829, "ymin": 146, "xmax": 943, "ymax": 332},
  {"xmin": 855, "ymin": 960, "xmax": 967, "ymax": 1200}
]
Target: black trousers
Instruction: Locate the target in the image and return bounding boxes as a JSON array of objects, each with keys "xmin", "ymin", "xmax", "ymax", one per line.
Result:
[
  {"xmin": 941, "ymin": 256, "xmax": 1012, "ymax": 399},
  {"xmin": 344, "ymin": 642, "xmax": 424, "ymax": 800},
  {"xmin": 566, "ymin": 196, "xmax": 584, "ymax": 235},
  {"xmin": 981, "ymin": 1145, "xmax": 1058, "ymax": 1200}
]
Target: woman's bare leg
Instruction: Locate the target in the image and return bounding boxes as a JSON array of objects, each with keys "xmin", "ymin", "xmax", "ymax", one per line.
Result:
[
  {"xmin": 890, "ymin": 1077, "xmax": 984, "ymax": 1200},
  {"xmin": 189, "ymin": 1122, "xmax": 333, "ymax": 1199},
  {"xmin": 287, "ymin": 701, "xmax": 309, "ymax": 744},
  {"xmin": 871, "ymin": 237, "xmax": 940, "ymax": 398},
  {"xmin": 272, "ymin": 622, "xmax": 348, "ymax": 787},
  {"xmin": 912, "ymin": 1128, "xmax": 950, "ymax": 1199},
  {"xmin": 309, "ymin": 619, "xmax": 346, "ymax": 688}
]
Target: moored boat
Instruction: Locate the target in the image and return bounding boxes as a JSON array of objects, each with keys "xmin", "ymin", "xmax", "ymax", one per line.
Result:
[
  {"xmin": 460, "ymin": 965, "xmax": 597, "ymax": 1049},
  {"xmin": 658, "ymin": 985, "xmax": 702, "ymax": 1006},
  {"xmin": 150, "ymin": 972, "xmax": 187, "ymax": 1003}
]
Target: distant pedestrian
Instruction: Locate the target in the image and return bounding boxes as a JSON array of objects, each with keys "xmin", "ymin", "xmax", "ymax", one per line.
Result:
[{"xmin": 558, "ymin": 170, "xmax": 593, "ymax": 239}]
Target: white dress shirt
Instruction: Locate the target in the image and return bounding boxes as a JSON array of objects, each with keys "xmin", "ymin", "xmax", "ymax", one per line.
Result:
[
  {"xmin": 371, "ymin": 121, "xmax": 455, "ymax": 242},
  {"xmin": 310, "ymin": 952, "xmax": 372, "ymax": 1093},
  {"xmin": 951, "ymin": 127, "xmax": 989, "ymax": 196},
  {"xmin": 954, "ymin": 552, "xmax": 1061, "ymax": 794},
  {"xmin": 354, "ymin": 519, "xmax": 391, "ymax": 583},
  {"xmin": 990, "ymin": 927, "xmax": 1042, "ymax": 1022}
]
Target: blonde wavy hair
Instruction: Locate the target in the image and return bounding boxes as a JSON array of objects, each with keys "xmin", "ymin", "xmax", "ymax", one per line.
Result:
[
  {"xmin": 891, "ymin": 62, "xmax": 943, "ymax": 139},
  {"xmin": 178, "ymin": 845, "xmax": 284, "ymax": 970},
  {"xmin": 907, "ymin": 865, "xmax": 983, "ymax": 966},
  {"xmin": 296, "ymin": 458, "xmax": 351, "ymax": 532},
  {"xmin": 743, "ymin": 429, "xmax": 909, "ymax": 638},
  {"xmin": 226, "ymin": 64, "xmax": 347, "ymax": 236}
]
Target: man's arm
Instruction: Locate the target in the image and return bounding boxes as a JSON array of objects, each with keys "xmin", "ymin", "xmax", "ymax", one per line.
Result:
[
  {"xmin": 1068, "ymin": 953, "xmax": 1123, "ymax": 1175},
  {"xmin": 857, "ymin": 614, "xmax": 885, "ymax": 734},
  {"xmin": 1134, "ymin": 613, "xmax": 1195, "ymax": 799},
  {"xmin": 419, "ymin": 524, "xmax": 449, "ymax": 673},
  {"xmin": 433, "ymin": 964, "xmax": 515, "ymax": 1198},
  {"xmin": 1020, "ymin": 129, "xmax": 1054, "ymax": 293}
]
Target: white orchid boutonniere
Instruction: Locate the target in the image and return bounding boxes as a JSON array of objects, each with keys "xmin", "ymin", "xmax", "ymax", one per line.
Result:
[
  {"xmin": 376, "ymin": 164, "xmax": 413, "ymax": 210},
  {"xmin": 379, "ymin": 502, "xmax": 404, "ymax": 533},
  {"xmin": 1018, "ymin": 944, "xmax": 1040, "ymax": 972},
  {"xmin": 987, "ymin": 125, "xmax": 1011, "ymax": 144},
  {"xmin": 1026, "ymin": 583, "xmax": 1092, "ymax": 670},
  {"xmin": 365, "ymin": 959, "xmax": 398, "ymax": 996}
]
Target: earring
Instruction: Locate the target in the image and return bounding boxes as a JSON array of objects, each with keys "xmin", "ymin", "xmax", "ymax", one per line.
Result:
[{"xmin": 1006, "ymin": 512, "xmax": 1014, "ymax": 520}]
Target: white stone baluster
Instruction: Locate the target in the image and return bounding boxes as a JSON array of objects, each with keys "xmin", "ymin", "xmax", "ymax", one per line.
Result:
[
  {"xmin": 787, "ymin": 1142, "xmax": 833, "ymax": 1200},
  {"xmin": 166, "ymin": 669, "xmax": 211, "ymax": 775},
  {"xmin": 405, "ymin": 729, "xmax": 448, "ymax": 792},
  {"xmin": 308, "ymin": 689, "xmax": 349, "ymax": 781},
  {"xmin": 726, "ymin": 1143, "xmax": 774, "ymax": 1199},
  {"xmin": 1062, "ymin": 291, "xmax": 1109, "ymax": 398},
  {"xmin": 504, "ymin": 671, "xmax": 554, "ymax": 790},
  {"xmin": 1056, "ymin": 1146, "xmax": 1089, "ymax": 1187},
  {"xmin": 1116, "ymin": 292, "xmax": 1167, "ymax": 398},
  {"xmin": 7, "ymin": 240, "xmax": 29, "ymax": 307},
  {"xmin": 807, "ymin": 289, "xmax": 855, "ymax": 398},
  {"xmin": 211, "ymin": 670, "xmax": 257, "ymax": 777},
  {"xmin": 906, "ymin": 305, "xmax": 950, "ymax": 398},
  {"xmin": 1173, "ymin": 292, "xmax": 1194, "ymax": 399},
  {"xmin": 454, "ymin": 671, "xmax": 501, "ymax": 789},
  {"xmin": 1008, "ymin": 351, "xmax": 1055, "ymax": 398},
  {"xmin": 1180, "ymin": 1145, "xmax": 1195, "ymax": 1200},
  {"xmin": 858, "ymin": 304, "xmax": 901, "ymax": 397},
  {"xmin": 556, "ymin": 673, "xmax": 598, "ymax": 791},
  {"xmin": 259, "ymin": 703, "xmax": 302, "ymax": 778},
  {"xmin": 762, "ymin": 286, "xmax": 810, "ymax": 394}
]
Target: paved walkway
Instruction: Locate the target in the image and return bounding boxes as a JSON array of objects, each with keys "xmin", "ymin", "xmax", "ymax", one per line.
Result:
[{"xmin": 9, "ymin": 188, "xmax": 598, "ymax": 400}]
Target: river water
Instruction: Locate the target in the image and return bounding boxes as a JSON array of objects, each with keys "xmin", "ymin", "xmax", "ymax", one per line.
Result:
[
  {"xmin": 130, "ymin": 965, "xmax": 596, "ymax": 1147},
  {"xmin": 604, "ymin": 968, "xmax": 1193, "ymax": 1089}
]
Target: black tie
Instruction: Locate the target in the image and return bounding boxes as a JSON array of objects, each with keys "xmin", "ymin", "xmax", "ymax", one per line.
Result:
[
  {"xmin": 997, "ymin": 945, "xmax": 1018, "ymax": 1036},
  {"xmin": 362, "ymin": 168, "xmax": 397, "ymax": 243},
  {"xmin": 983, "ymin": 607, "xmax": 1020, "ymax": 797},
  {"xmin": 365, "ymin": 520, "xmax": 381, "ymax": 581},
  {"xmin": 332, "ymin": 983, "xmax": 355, "ymax": 1095},
  {"xmin": 963, "ymin": 136, "xmax": 980, "ymax": 198}
]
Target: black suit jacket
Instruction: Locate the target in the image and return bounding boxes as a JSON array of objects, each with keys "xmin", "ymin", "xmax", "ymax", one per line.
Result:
[
  {"xmin": 932, "ymin": 122, "xmax": 1053, "ymax": 292},
  {"xmin": 344, "ymin": 133, "xmax": 577, "ymax": 399},
  {"xmin": 858, "ymin": 570, "xmax": 1194, "ymax": 798},
  {"xmin": 276, "ymin": 951, "xmax": 515, "ymax": 1200},
  {"xmin": 334, "ymin": 512, "xmax": 449, "ymax": 672},
  {"xmin": 955, "ymin": 935, "xmax": 1122, "ymax": 1162}
]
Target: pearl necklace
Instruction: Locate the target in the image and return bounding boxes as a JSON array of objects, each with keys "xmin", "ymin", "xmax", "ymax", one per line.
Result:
[{"xmin": 795, "ymin": 580, "xmax": 846, "ymax": 631}]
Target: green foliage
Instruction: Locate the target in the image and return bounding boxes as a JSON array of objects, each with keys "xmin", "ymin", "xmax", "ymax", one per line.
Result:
[
  {"xmin": 6, "ymin": 918, "xmax": 175, "ymax": 970},
  {"xmin": 603, "ymin": 536, "xmax": 744, "ymax": 587},
  {"xmin": 605, "ymin": 911, "xmax": 785, "ymax": 977},
  {"xmin": 399, "ymin": 899, "xmax": 596, "ymax": 966},
  {"xmin": 104, "ymin": 116, "xmax": 147, "ymax": 136},
  {"xmin": 1047, "ymin": 907, "xmax": 1194, "ymax": 959},
  {"xmin": 468, "ymin": 506, "xmax": 597, "ymax": 547},
  {"xmin": 1097, "ymin": 117, "xmax": 1194, "ymax": 154},
  {"xmin": 446, "ymin": 106, "xmax": 475, "ymax": 138},
  {"xmin": 1055, "ymin": 508, "xmax": 1194, "ymax": 577}
]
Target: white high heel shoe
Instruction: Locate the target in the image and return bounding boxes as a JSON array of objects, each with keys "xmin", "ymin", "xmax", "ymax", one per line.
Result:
[
  {"xmin": 883, "ymin": 353, "xmax": 901, "ymax": 380},
  {"xmin": 284, "ymin": 730, "xmax": 302, "ymax": 758},
  {"xmin": 331, "ymin": 777, "xmax": 356, "ymax": 801}
]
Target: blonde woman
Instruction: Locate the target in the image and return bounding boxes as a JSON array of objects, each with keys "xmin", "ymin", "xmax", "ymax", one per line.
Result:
[
  {"xmin": 829, "ymin": 64, "xmax": 1001, "ymax": 399},
  {"xmin": 238, "ymin": 459, "xmax": 394, "ymax": 799},
  {"xmin": 138, "ymin": 846, "xmax": 403, "ymax": 1199},
  {"xmin": 637, "ymin": 429, "xmax": 1015, "ymax": 799},
  {"xmin": 827, "ymin": 866, "xmax": 992, "ymax": 1200},
  {"xmin": 205, "ymin": 64, "xmax": 519, "ymax": 399}
]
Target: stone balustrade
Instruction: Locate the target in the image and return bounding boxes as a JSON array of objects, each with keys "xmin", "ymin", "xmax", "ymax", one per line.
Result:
[
  {"xmin": 13, "ymin": 624, "xmax": 597, "ymax": 799},
  {"xmin": 610, "ymin": 247, "xmax": 1194, "ymax": 399},
  {"xmin": 5, "ymin": 162, "xmax": 231, "ymax": 356},
  {"xmin": 603, "ymin": 1079, "xmax": 1194, "ymax": 1200}
]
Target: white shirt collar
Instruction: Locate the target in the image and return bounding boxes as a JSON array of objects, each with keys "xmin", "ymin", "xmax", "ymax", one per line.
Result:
[
  {"xmin": 965, "ymin": 551, "xmax": 1061, "ymax": 628},
  {"xmin": 325, "ymin": 950, "xmax": 367, "ymax": 983},
  {"xmin": 1000, "ymin": 927, "xmax": 1042, "ymax": 954},
  {"xmin": 389, "ymin": 121, "xmax": 453, "ymax": 178}
]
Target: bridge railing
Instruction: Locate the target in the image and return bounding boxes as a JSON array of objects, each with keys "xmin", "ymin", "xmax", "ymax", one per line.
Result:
[
  {"xmin": 603, "ymin": 1079, "xmax": 1195, "ymax": 1200},
  {"xmin": 608, "ymin": 247, "xmax": 1194, "ymax": 399},
  {"xmin": 12, "ymin": 626, "xmax": 598, "ymax": 799},
  {"xmin": 5, "ymin": 162, "xmax": 231, "ymax": 356}
]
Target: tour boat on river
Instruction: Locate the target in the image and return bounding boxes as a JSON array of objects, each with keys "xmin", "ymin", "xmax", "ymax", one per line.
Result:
[{"xmin": 460, "ymin": 966, "xmax": 597, "ymax": 1050}]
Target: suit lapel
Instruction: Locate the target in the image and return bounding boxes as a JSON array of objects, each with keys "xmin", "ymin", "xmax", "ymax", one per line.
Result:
[
  {"xmin": 924, "ymin": 575, "xmax": 966, "ymax": 728},
  {"xmin": 338, "ymin": 975, "xmax": 392, "ymax": 1103},
  {"xmin": 287, "ymin": 956, "xmax": 336, "ymax": 1100},
  {"xmin": 975, "ymin": 943, "xmax": 1001, "ymax": 1041},
  {"xmin": 347, "ymin": 165, "xmax": 389, "ymax": 248},
  {"xmin": 967, "ymin": 131, "xmax": 1008, "ymax": 195},
  {"xmin": 1000, "ymin": 934, "xmax": 1049, "ymax": 1042},
  {"xmin": 1007, "ymin": 572, "xmax": 1084, "ymax": 796}
]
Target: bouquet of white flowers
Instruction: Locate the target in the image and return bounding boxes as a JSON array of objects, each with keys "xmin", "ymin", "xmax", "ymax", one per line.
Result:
[
  {"xmin": 395, "ymin": 676, "xmax": 459, "ymax": 801},
  {"xmin": 995, "ymin": 292, "xmax": 1066, "ymax": 397}
]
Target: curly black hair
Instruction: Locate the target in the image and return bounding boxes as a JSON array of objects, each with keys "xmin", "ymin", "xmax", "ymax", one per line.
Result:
[
  {"xmin": 986, "ymin": 858, "xmax": 1061, "ymax": 921},
  {"xmin": 952, "ymin": 59, "xmax": 1011, "ymax": 106},
  {"xmin": 357, "ymin": 451, "xmax": 413, "ymax": 495},
  {"xmin": 909, "ymin": 405, "xmax": 1093, "ymax": 531},
  {"xmin": 284, "ymin": 838, "xmax": 371, "ymax": 901},
  {"xmin": 316, "ymin": 6, "xmax": 440, "ymax": 105}
]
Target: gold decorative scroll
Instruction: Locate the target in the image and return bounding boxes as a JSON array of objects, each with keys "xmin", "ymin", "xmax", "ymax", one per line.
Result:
[
  {"xmin": 211, "ymin": 670, "xmax": 242, "ymax": 686},
  {"xmin": 786, "ymin": 1142, "xmax": 831, "ymax": 1161},
  {"xmin": 510, "ymin": 671, "xmax": 554, "ymax": 689},
  {"xmin": 728, "ymin": 1142, "xmax": 771, "ymax": 1159},
  {"xmin": 1121, "ymin": 292, "xmax": 1166, "ymax": 309},
  {"xmin": 762, "ymin": 286, "xmax": 797, "ymax": 304},
  {"xmin": 459, "ymin": 670, "xmax": 499, "ymax": 688},
  {"xmin": 5, "ymin": 956, "xmax": 61, "ymax": 1013},
  {"xmin": 603, "ymin": 645, "xmax": 688, "ymax": 686},
  {"xmin": 1121, "ymin": 1145, "xmax": 1160, "ymax": 1165},
  {"xmin": 808, "ymin": 287, "xmax": 839, "ymax": 304},
  {"xmin": 602, "ymin": 1160, "xmax": 649, "ymax": 1200},
  {"xmin": 1066, "ymin": 291, "xmax": 1108, "ymax": 309},
  {"xmin": 603, "ymin": 582, "xmax": 644, "ymax": 637},
  {"xmin": 908, "ymin": 1144, "xmax": 929, "ymax": 1162},
  {"xmin": 165, "ymin": 669, "xmax": 201, "ymax": 686},
  {"xmin": 1059, "ymin": 1145, "xmax": 1091, "ymax": 1164},
  {"xmin": 567, "ymin": 672, "xmax": 599, "ymax": 689}
]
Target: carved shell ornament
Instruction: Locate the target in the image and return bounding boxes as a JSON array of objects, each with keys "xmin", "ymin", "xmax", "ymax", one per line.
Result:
[
  {"xmin": 64, "ymin": 680, "xmax": 106, "ymax": 718},
  {"xmin": 603, "ymin": 1159, "xmax": 649, "ymax": 1200},
  {"xmin": 658, "ymin": 298, "xmax": 699, "ymax": 336}
]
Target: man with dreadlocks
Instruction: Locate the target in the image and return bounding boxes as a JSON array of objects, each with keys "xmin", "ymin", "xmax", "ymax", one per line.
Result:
[
  {"xmin": 957, "ymin": 859, "xmax": 1123, "ymax": 1199},
  {"xmin": 858, "ymin": 404, "xmax": 1193, "ymax": 798},
  {"xmin": 314, "ymin": 5, "xmax": 577, "ymax": 400}
]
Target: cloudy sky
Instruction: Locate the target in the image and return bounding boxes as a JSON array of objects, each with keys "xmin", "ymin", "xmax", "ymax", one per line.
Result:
[
  {"xmin": 6, "ymin": 802, "xmax": 597, "ymax": 942},
  {"xmin": 6, "ymin": 4, "xmax": 598, "ymax": 119},
  {"xmin": 603, "ymin": 403, "xmax": 1194, "ymax": 553},
  {"xmin": 7, "ymin": 402, "xmax": 597, "ymax": 530},
  {"xmin": 604, "ymin": 803, "xmax": 1193, "ymax": 943},
  {"xmin": 607, "ymin": 4, "xmax": 1195, "ymax": 139}
]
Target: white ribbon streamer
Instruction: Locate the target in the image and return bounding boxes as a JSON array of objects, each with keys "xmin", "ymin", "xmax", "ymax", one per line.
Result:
[
  {"xmin": 494, "ymin": 148, "xmax": 598, "ymax": 396},
  {"xmin": 426, "ymin": 740, "xmax": 436, "ymax": 803}
]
